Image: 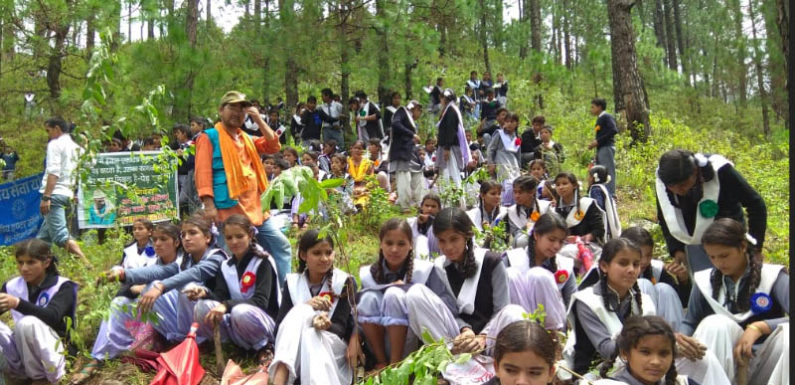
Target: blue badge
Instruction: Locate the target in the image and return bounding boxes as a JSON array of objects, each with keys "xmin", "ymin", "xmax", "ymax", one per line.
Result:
[
  {"xmin": 144, "ymin": 245, "xmax": 156, "ymax": 257},
  {"xmin": 37, "ymin": 292, "xmax": 50, "ymax": 307},
  {"xmin": 750, "ymin": 292, "xmax": 772, "ymax": 314}
]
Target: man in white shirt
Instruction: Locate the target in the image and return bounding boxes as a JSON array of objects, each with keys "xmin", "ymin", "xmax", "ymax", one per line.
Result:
[
  {"xmin": 320, "ymin": 88, "xmax": 344, "ymax": 148},
  {"xmin": 37, "ymin": 117, "xmax": 90, "ymax": 267}
]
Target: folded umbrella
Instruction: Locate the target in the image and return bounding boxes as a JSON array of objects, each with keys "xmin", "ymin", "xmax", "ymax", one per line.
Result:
[{"xmin": 150, "ymin": 323, "xmax": 205, "ymax": 385}]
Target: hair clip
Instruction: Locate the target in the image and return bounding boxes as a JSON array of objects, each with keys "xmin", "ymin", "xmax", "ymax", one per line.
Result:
[{"xmin": 745, "ymin": 233, "xmax": 757, "ymax": 246}]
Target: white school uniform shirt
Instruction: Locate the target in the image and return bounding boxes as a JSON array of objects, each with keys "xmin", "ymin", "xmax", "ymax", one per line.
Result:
[
  {"xmin": 655, "ymin": 154, "xmax": 731, "ymax": 245},
  {"xmin": 220, "ymin": 252, "xmax": 282, "ymax": 304},
  {"xmin": 359, "ymin": 259, "xmax": 435, "ymax": 290},
  {"xmin": 121, "ymin": 242, "xmax": 158, "ymax": 270},
  {"xmin": 433, "ymin": 248, "xmax": 489, "ymax": 315},
  {"xmin": 285, "ymin": 268, "xmax": 350, "ymax": 316},
  {"xmin": 562, "ymin": 285, "xmax": 655, "ymax": 370},
  {"xmin": 41, "ymin": 133, "xmax": 82, "ymax": 196},
  {"xmin": 467, "ymin": 205, "xmax": 507, "ymax": 232},
  {"xmin": 503, "ymin": 247, "xmax": 574, "ymax": 291},
  {"xmin": 693, "ymin": 264, "xmax": 785, "ymax": 323},
  {"xmin": 5, "ymin": 276, "xmax": 74, "ymax": 324},
  {"xmin": 505, "ymin": 200, "xmax": 551, "ymax": 235}
]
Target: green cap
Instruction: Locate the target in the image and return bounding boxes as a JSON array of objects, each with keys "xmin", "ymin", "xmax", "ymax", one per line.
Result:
[{"xmin": 219, "ymin": 91, "xmax": 252, "ymax": 108}]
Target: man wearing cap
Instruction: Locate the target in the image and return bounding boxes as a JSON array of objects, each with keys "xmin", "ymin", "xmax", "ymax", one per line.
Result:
[
  {"xmin": 389, "ymin": 100, "xmax": 425, "ymax": 211},
  {"xmin": 194, "ymin": 91, "xmax": 292, "ymax": 284}
]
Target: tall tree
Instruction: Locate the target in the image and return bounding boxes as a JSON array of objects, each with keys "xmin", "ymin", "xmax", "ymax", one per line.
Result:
[
  {"xmin": 729, "ymin": 0, "xmax": 747, "ymax": 107},
  {"xmin": 207, "ymin": 0, "xmax": 212, "ymax": 28},
  {"xmin": 280, "ymin": 0, "xmax": 298, "ymax": 111},
  {"xmin": 529, "ymin": 0, "xmax": 541, "ymax": 53},
  {"xmin": 477, "ymin": 0, "xmax": 491, "ymax": 74},
  {"xmin": 652, "ymin": 0, "xmax": 667, "ymax": 51},
  {"xmin": 672, "ymin": 0, "xmax": 688, "ymax": 81},
  {"xmin": 607, "ymin": 0, "xmax": 651, "ymax": 142},
  {"xmin": 747, "ymin": 0, "xmax": 769, "ymax": 137},
  {"xmin": 663, "ymin": 0, "xmax": 677, "ymax": 70},
  {"xmin": 562, "ymin": 0, "xmax": 572, "ymax": 68},
  {"xmin": 375, "ymin": 0, "xmax": 390, "ymax": 109}
]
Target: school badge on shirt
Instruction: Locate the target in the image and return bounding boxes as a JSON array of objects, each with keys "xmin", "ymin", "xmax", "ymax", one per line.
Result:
[
  {"xmin": 750, "ymin": 292, "xmax": 772, "ymax": 314},
  {"xmin": 318, "ymin": 291, "xmax": 336, "ymax": 304},
  {"xmin": 37, "ymin": 293, "xmax": 51, "ymax": 307},
  {"xmin": 241, "ymin": 272, "xmax": 257, "ymax": 293},
  {"xmin": 554, "ymin": 270, "xmax": 569, "ymax": 284}
]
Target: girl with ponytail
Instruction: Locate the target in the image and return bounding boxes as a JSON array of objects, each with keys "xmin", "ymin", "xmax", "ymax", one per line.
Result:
[
  {"xmin": 681, "ymin": 218, "xmax": 788, "ymax": 385},
  {"xmin": 430, "ymin": 207, "xmax": 525, "ymax": 355},
  {"xmin": 186, "ymin": 214, "xmax": 281, "ymax": 364},
  {"xmin": 1, "ymin": 239, "xmax": 75, "ymax": 384},
  {"xmin": 502, "ymin": 213, "xmax": 571, "ymax": 331},
  {"xmin": 595, "ymin": 316, "xmax": 699, "ymax": 385},
  {"xmin": 467, "ymin": 180, "xmax": 507, "ymax": 248},
  {"xmin": 75, "ymin": 221, "xmax": 185, "ymax": 383},
  {"xmin": 553, "ymin": 172, "xmax": 605, "ymax": 276},
  {"xmin": 358, "ymin": 218, "xmax": 459, "ymax": 368},
  {"xmin": 505, "ymin": 175, "xmax": 551, "ymax": 249},
  {"xmin": 564, "ymin": 239, "xmax": 728, "ymax": 385},
  {"xmin": 588, "ymin": 165, "xmax": 621, "ymax": 240},
  {"xmin": 270, "ymin": 229, "xmax": 360, "ymax": 385}
]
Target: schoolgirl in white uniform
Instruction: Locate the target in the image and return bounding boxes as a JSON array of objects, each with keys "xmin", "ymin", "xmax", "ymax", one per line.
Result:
[
  {"xmin": 269, "ymin": 229, "xmax": 360, "ymax": 385},
  {"xmin": 72, "ymin": 222, "xmax": 184, "ymax": 384},
  {"xmin": 425, "ymin": 207, "xmax": 525, "ymax": 355},
  {"xmin": 119, "ymin": 218, "xmax": 156, "ymax": 270},
  {"xmin": 0, "ymin": 239, "xmax": 76, "ymax": 384},
  {"xmin": 407, "ymin": 193, "xmax": 441, "ymax": 259},
  {"xmin": 358, "ymin": 218, "xmax": 460, "ymax": 368},
  {"xmin": 681, "ymin": 219, "xmax": 788, "ymax": 385},
  {"xmin": 562, "ymin": 239, "xmax": 728, "ymax": 385},
  {"xmin": 553, "ymin": 172, "xmax": 605, "ymax": 275},
  {"xmin": 502, "ymin": 213, "xmax": 572, "ymax": 330},
  {"xmin": 594, "ymin": 316, "xmax": 701, "ymax": 385},
  {"xmin": 466, "ymin": 180, "xmax": 507, "ymax": 249},
  {"xmin": 621, "ymin": 227, "xmax": 688, "ymax": 332},
  {"xmin": 505, "ymin": 175, "xmax": 551, "ymax": 249},
  {"xmin": 187, "ymin": 214, "xmax": 281, "ymax": 364}
]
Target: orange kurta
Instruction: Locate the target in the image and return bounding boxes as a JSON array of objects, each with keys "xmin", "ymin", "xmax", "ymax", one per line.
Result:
[{"xmin": 195, "ymin": 128, "xmax": 281, "ymax": 226}]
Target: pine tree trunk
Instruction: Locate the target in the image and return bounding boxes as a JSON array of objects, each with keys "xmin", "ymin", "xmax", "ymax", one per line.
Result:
[
  {"xmin": 730, "ymin": 0, "xmax": 747, "ymax": 106},
  {"xmin": 747, "ymin": 0, "xmax": 770, "ymax": 137},
  {"xmin": 663, "ymin": 0, "xmax": 677, "ymax": 70},
  {"xmin": 47, "ymin": 0, "xmax": 74, "ymax": 113},
  {"xmin": 86, "ymin": 11, "xmax": 95, "ymax": 59},
  {"xmin": 207, "ymin": 0, "xmax": 212, "ymax": 28},
  {"xmin": 375, "ymin": 0, "xmax": 390, "ymax": 109},
  {"xmin": 478, "ymin": 0, "xmax": 491, "ymax": 74},
  {"xmin": 653, "ymin": 0, "xmax": 667, "ymax": 49},
  {"xmin": 774, "ymin": 0, "xmax": 788, "ymax": 121},
  {"xmin": 338, "ymin": 0, "xmax": 352, "ymax": 134},
  {"xmin": 672, "ymin": 0, "xmax": 688, "ymax": 81},
  {"xmin": 404, "ymin": 53, "xmax": 416, "ymax": 100},
  {"xmin": 562, "ymin": 0, "xmax": 572, "ymax": 68},
  {"xmin": 551, "ymin": 4, "xmax": 560, "ymax": 63},
  {"xmin": 187, "ymin": 0, "xmax": 199, "ymax": 46},
  {"xmin": 519, "ymin": 0, "xmax": 528, "ymax": 59},
  {"xmin": 607, "ymin": 0, "xmax": 651, "ymax": 143},
  {"xmin": 530, "ymin": 0, "xmax": 541, "ymax": 52}
]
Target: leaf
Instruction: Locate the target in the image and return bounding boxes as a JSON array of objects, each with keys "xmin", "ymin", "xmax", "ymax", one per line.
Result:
[
  {"xmin": 421, "ymin": 329, "xmax": 435, "ymax": 345},
  {"xmin": 319, "ymin": 178, "xmax": 345, "ymax": 189}
]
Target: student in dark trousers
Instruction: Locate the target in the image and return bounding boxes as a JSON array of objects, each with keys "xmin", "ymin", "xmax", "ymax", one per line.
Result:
[{"xmin": 587, "ymin": 98, "xmax": 617, "ymax": 197}]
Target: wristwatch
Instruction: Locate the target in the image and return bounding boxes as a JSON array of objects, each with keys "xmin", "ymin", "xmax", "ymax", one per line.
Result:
[{"xmin": 41, "ymin": 195, "xmax": 51, "ymax": 201}]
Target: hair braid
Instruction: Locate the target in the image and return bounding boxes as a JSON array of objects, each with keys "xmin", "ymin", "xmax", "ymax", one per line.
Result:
[
  {"xmin": 632, "ymin": 280, "xmax": 643, "ymax": 314},
  {"xmin": 710, "ymin": 267, "xmax": 724, "ymax": 302},
  {"xmin": 405, "ymin": 256, "xmax": 415, "ymax": 284},
  {"xmin": 664, "ymin": 358, "xmax": 679, "ymax": 385},
  {"xmin": 738, "ymin": 250, "xmax": 762, "ymax": 312},
  {"xmin": 370, "ymin": 251, "xmax": 386, "ymax": 284},
  {"xmin": 599, "ymin": 349, "xmax": 618, "ymax": 379},
  {"xmin": 600, "ymin": 271, "xmax": 611, "ymax": 310},
  {"xmin": 461, "ymin": 238, "xmax": 478, "ymax": 278}
]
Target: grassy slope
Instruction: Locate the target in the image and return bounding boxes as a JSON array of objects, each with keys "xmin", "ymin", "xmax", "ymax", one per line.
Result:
[{"xmin": 0, "ymin": 51, "xmax": 788, "ymax": 385}]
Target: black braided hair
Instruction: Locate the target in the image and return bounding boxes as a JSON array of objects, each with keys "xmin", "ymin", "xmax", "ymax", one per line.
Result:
[
  {"xmin": 14, "ymin": 238, "xmax": 59, "ymax": 276},
  {"xmin": 372, "ymin": 218, "xmax": 415, "ymax": 284},
  {"xmin": 598, "ymin": 238, "xmax": 643, "ymax": 312},
  {"xmin": 526, "ymin": 213, "xmax": 568, "ymax": 273},
  {"xmin": 600, "ymin": 315, "xmax": 679, "ymax": 385},
  {"xmin": 297, "ymin": 229, "xmax": 335, "ymax": 274},
  {"xmin": 658, "ymin": 149, "xmax": 716, "ymax": 186},
  {"xmin": 433, "ymin": 207, "xmax": 478, "ymax": 278},
  {"xmin": 554, "ymin": 172, "xmax": 580, "ymax": 217},
  {"xmin": 478, "ymin": 180, "xmax": 502, "ymax": 224},
  {"xmin": 702, "ymin": 218, "xmax": 761, "ymax": 312}
]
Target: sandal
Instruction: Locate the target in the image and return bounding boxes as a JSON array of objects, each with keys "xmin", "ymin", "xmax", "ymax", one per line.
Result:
[{"xmin": 69, "ymin": 360, "xmax": 101, "ymax": 385}]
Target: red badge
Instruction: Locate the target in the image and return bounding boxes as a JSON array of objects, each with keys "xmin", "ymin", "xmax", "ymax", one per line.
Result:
[
  {"xmin": 514, "ymin": 137, "xmax": 522, "ymax": 146},
  {"xmin": 318, "ymin": 291, "xmax": 336, "ymax": 304},
  {"xmin": 554, "ymin": 270, "xmax": 569, "ymax": 284},
  {"xmin": 241, "ymin": 272, "xmax": 256, "ymax": 293},
  {"xmin": 530, "ymin": 211, "xmax": 541, "ymax": 222}
]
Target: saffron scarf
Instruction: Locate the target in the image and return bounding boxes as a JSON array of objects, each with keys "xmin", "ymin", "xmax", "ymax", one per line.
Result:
[
  {"xmin": 348, "ymin": 157, "xmax": 372, "ymax": 182},
  {"xmin": 215, "ymin": 122, "xmax": 269, "ymax": 199}
]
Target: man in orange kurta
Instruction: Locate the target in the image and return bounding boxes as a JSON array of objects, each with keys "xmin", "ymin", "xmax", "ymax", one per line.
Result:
[{"xmin": 194, "ymin": 91, "xmax": 291, "ymax": 284}]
